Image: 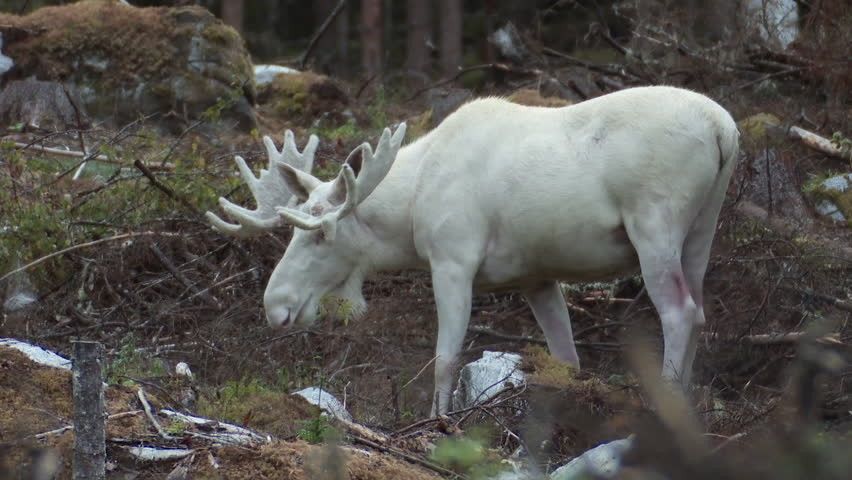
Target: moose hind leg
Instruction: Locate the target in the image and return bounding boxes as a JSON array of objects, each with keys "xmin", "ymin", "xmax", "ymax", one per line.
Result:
[
  {"xmin": 625, "ymin": 217, "xmax": 700, "ymax": 386},
  {"xmin": 524, "ymin": 282, "xmax": 580, "ymax": 367}
]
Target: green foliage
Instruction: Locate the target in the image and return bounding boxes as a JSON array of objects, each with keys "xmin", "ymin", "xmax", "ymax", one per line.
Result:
[
  {"xmin": 319, "ymin": 295, "xmax": 359, "ymax": 325},
  {"xmin": 166, "ymin": 420, "xmax": 188, "ymax": 435},
  {"xmin": 313, "ymin": 118, "xmax": 361, "ymax": 145},
  {"xmin": 430, "ymin": 427, "xmax": 509, "ymax": 479},
  {"xmin": 107, "ymin": 335, "xmax": 168, "ymax": 386},
  {"xmin": 830, "ymin": 131, "xmax": 852, "ymax": 166},
  {"xmin": 197, "ymin": 376, "xmax": 281, "ymax": 423},
  {"xmin": 296, "ymin": 415, "xmax": 336, "ymax": 444},
  {"xmin": 0, "ymin": 133, "xmax": 233, "ymax": 289},
  {"xmin": 366, "ymin": 87, "xmax": 389, "ymax": 130},
  {"xmin": 201, "ymin": 82, "xmax": 246, "ymax": 123}
]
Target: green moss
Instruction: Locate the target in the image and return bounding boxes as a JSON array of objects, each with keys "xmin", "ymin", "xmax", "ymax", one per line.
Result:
[
  {"xmin": 738, "ymin": 113, "xmax": 782, "ymax": 148},
  {"xmin": 804, "ymin": 173, "xmax": 852, "ymax": 226},
  {"xmin": 201, "ymin": 22, "xmax": 241, "ymax": 46}
]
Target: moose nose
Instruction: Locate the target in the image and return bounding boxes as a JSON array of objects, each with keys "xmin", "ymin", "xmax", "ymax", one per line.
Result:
[{"xmin": 266, "ymin": 306, "xmax": 292, "ymax": 328}]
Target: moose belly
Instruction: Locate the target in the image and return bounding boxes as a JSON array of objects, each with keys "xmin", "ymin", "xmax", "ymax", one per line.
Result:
[{"xmin": 474, "ymin": 222, "xmax": 639, "ymax": 291}]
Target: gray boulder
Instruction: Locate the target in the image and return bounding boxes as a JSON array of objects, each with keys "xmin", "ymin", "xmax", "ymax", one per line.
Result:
[{"xmin": 0, "ymin": 2, "xmax": 256, "ymax": 132}]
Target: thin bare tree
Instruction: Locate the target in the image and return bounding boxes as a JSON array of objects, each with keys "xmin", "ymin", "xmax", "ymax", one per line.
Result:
[
  {"xmin": 361, "ymin": 0, "xmax": 383, "ymax": 79},
  {"xmin": 438, "ymin": 0, "xmax": 462, "ymax": 76}
]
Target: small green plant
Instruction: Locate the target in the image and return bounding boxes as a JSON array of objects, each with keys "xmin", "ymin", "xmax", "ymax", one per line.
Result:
[
  {"xmin": 107, "ymin": 335, "xmax": 167, "ymax": 385},
  {"xmin": 297, "ymin": 414, "xmax": 335, "ymax": 444},
  {"xmin": 430, "ymin": 428, "xmax": 508, "ymax": 479},
  {"xmin": 314, "ymin": 119, "xmax": 361, "ymax": 144},
  {"xmin": 165, "ymin": 420, "xmax": 188, "ymax": 435},
  {"xmin": 830, "ymin": 131, "xmax": 852, "ymax": 164}
]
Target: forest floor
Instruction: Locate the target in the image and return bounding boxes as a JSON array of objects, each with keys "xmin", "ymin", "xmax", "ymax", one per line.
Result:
[{"xmin": 1, "ymin": 43, "xmax": 851, "ymax": 478}]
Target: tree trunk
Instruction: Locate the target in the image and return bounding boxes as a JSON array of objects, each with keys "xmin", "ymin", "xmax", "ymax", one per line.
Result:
[
  {"xmin": 72, "ymin": 341, "xmax": 105, "ymax": 480},
  {"xmin": 221, "ymin": 0, "xmax": 244, "ymax": 34},
  {"xmin": 361, "ymin": 0, "xmax": 383, "ymax": 79},
  {"xmin": 406, "ymin": 0, "xmax": 433, "ymax": 74},
  {"xmin": 438, "ymin": 0, "xmax": 463, "ymax": 76}
]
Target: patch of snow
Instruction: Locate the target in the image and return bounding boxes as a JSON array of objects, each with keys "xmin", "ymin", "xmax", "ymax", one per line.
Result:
[
  {"xmin": 125, "ymin": 446, "xmax": 194, "ymax": 461},
  {"xmin": 815, "ymin": 200, "xmax": 845, "ymax": 223},
  {"xmin": 293, "ymin": 386, "xmax": 353, "ymax": 422},
  {"xmin": 550, "ymin": 436, "xmax": 634, "ymax": 480},
  {"xmin": 254, "ymin": 64, "xmax": 299, "ymax": 86},
  {"xmin": 822, "ymin": 173, "xmax": 851, "ymax": 193},
  {"xmin": 0, "ymin": 339, "xmax": 71, "ymax": 370}
]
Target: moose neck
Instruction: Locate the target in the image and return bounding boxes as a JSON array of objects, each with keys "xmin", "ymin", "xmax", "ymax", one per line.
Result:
[{"xmin": 353, "ymin": 141, "xmax": 425, "ymax": 274}]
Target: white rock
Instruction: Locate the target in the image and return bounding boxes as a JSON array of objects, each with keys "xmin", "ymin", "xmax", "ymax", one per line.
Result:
[
  {"xmin": 293, "ymin": 387, "xmax": 352, "ymax": 422},
  {"xmin": 0, "ymin": 338, "xmax": 71, "ymax": 370},
  {"xmin": 0, "ymin": 33, "xmax": 14, "ymax": 76},
  {"xmin": 550, "ymin": 436, "xmax": 634, "ymax": 480},
  {"xmin": 254, "ymin": 64, "xmax": 299, "ymax": 86},
  {"xmin": 175, "ymin": 362, "xmax": 194, "ymax": 380},
  {"xmin": 452, "ymin": 351, "xmax": 525, "ymax": 410}
]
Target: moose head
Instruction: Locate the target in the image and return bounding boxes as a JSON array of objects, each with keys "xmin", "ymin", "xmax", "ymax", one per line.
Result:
[{"xmin": 206, "ymin": 124, "xmax": 407, "ymax": 328}]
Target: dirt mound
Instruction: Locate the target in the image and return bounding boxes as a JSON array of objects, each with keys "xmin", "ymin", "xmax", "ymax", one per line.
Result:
[
  {"xmin": 0, "ymin": 2, "xmax": 256, "ymax": 132},
  {"xmin": 0, "ymin": 344, "xmax": 442, "ymax": 479}
]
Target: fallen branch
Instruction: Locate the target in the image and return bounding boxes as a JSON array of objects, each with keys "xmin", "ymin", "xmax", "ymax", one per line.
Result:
[
  {"xmin": 10, "ymin": 141, "xmax": 174, "ymax": 171},
  {"xmin": 0, "ymin": 231, "xmax": 180, "ymax": 284},
  {"xmin": 137, "ymin": 388, "xmax": 173, "ymax": 440},
  {"xmin": 34, "ymin": 410, "xmax": 143, "ymax": 439},
  {"xmin": 787, "ymin": 126, "xmax": 851, "ymax": 162},
  {"xmin": 468, "ymin": 324, "xmax": 620, "ymax": 349},
  {"xmin": 351, "ymin": 435, "xmax": 466, "ymax": 479},
  {"xmin": 704, "ymin": 331, "xmax": 843, "ymax": 345},
  {"xmin": 149, "ymin": 244, "xmax": 220, "ymax": 308}
]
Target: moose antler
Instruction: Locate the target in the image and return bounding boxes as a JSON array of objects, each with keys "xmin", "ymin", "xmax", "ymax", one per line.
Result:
[
  {"xmin": 275, "ymin": 123, "xmax": 407, "ymax": 234},
  {"xmin": 206, "ymin": 131, "xmax": 319, "ymax": 237}
]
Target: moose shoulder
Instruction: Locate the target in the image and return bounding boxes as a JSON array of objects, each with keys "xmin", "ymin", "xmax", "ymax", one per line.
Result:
[{"xmin": 207, "ymin": 86, "xmax": 740, "ymax": 415}]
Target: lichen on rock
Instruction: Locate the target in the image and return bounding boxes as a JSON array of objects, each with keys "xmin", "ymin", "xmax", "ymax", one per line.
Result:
[{"xmin": 0, "ymin": 1, "xmax": 256, "ymax": 131}]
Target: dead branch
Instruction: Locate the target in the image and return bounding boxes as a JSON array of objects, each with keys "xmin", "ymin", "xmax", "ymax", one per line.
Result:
[
  {"xmin": 787, "ymin": 126, "xmax": 852, "ymax": 162},
  {"xmin": 133, "ymin": 159, "xmax": 200, "ymax": 214},
  {"xmin": 704, "ymin": 331, "xmax": 843, "ymax": 345},
  {"xmin": 10, "ymin": 141, "xmax": 174, "ymax": 171},
  {"xmin": 468, "ymin": 324, "xmax": 620, "ymax": 349},
  {"xmin": 34, "ymin": 410, "xmax": 143, "ymax": 439},
  {"xmin": 149, "ymin": 244, "xmax": 221, "ymax": 308},
  {"xmin": 137, "ymin": 388, "xmax": 173, "ymax": 441},
  {"xmin": 299, "ymin": 0, "xmax": 347, "ymax": 69},
  {"xmin": 351, "ymin": 435, "xmax": 467, "ymax": 479},
  {"xmin": 0, "ymin": 231, "xmax": 180, "ymax": 284}
]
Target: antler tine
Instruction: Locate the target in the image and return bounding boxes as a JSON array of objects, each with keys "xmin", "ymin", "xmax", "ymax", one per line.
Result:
[
  {"xmin": 207, "ymin": 132, "xmax": 320, "ymax": 237},
  {"xmin": 353, "ymin": 122, "xmax": 407, "ymax": 204}
]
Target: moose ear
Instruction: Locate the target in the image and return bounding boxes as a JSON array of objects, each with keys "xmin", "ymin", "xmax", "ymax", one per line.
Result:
[
  {"xmin": 277, "ymin": 163, "xmax": 321, "ymax": 201},
  {"xmin": 345, "ymin": 147, "xmax": 363, "ymax": 177}
]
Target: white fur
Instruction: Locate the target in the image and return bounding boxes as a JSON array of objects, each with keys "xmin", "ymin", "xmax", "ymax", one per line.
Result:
[{"xmin": 209, "ymin": 86, "xmax": 740, "ymax": 415}]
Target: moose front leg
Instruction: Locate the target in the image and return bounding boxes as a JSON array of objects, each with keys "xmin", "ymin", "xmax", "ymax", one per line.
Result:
[{"xmin": 430, "ymin": 262, "xmax": 475, "ymax": 416}]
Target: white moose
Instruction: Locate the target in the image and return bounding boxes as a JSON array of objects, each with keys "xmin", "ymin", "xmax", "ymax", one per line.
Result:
[{"xmin": 207, "ymin": 86, "xmax": 739, "ymax": 415}]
